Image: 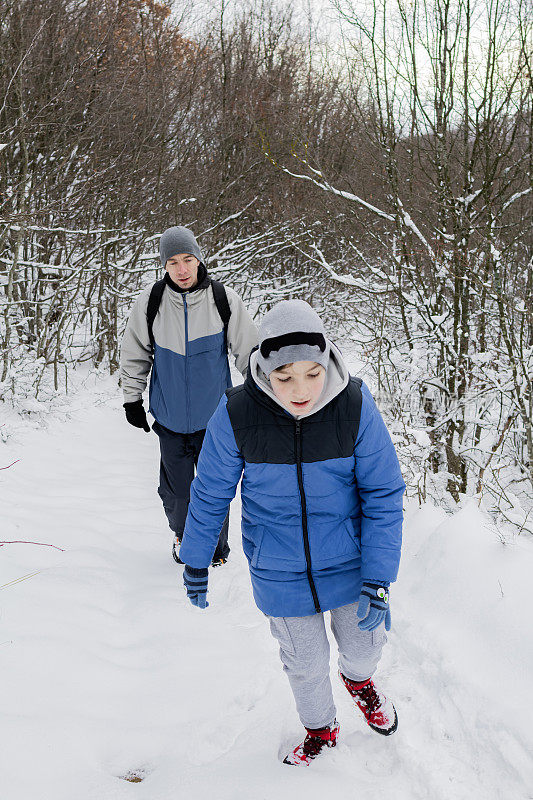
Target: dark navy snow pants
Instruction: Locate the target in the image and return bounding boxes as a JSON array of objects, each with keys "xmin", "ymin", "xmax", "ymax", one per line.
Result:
[{"xmin": 153, "ymin": 421, "xmax": 230, "ymax": 561}]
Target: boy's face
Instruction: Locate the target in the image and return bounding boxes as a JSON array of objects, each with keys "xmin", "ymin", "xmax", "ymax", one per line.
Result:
[
  {"xmin": 270, "ymin": 361, "xmax": 326, "ymax": 415},
  {"xmin": 165, "ymin": 253, "xmax": 199, "ymax": 289}
]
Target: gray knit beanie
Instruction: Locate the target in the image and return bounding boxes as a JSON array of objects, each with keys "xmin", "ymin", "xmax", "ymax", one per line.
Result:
[
  {"xmin": 159, "ymin": 226, "xmax": 204, "ymax": 266},
  {"xmin": 257, "ymin": 299, "xmax": 330, "ymax": 376}
]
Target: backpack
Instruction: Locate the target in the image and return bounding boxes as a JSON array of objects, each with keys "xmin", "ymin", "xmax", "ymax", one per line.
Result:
[{"xmin": 146, "ymin": 278, "xmax": 231, "ymax": 352}]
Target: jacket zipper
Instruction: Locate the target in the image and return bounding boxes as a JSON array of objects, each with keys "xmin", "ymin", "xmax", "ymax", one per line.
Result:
[
  {"xmin": 183, "ymin": 294, "xmax": 190, "ymax": 430},
  {"xmin": 295, "ymin": 420, "xmax": 321, "ymax": 613}
]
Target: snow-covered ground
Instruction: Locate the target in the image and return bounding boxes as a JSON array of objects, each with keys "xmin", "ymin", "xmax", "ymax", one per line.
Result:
[{"xmin": 1, "ymin": 372, "xmax": 533, "ymax": 800}]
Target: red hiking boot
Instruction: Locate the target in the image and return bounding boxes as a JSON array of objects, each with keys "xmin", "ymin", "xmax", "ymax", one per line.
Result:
[
  {"xmin": 283, "ymin": 720, "xmax": 340, "ymax": 766},
  {"xmin": 339, "ymin": 672, "xmax": 398, "ymax": 735}
]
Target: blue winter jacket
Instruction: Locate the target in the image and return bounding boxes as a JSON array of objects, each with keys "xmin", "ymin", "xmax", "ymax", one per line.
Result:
[
  {"xmin": 120, "ymin": 270, "xmax": 258, "ymax": 434},
  {"xmin": 179, "ymin": 347, "xmax": 405, "ymax": 616}
]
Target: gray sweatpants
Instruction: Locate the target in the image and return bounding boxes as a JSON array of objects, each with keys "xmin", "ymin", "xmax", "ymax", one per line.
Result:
[{"xmin": 268, "ymin": 602, "xmax": 387, "ymax": 730}]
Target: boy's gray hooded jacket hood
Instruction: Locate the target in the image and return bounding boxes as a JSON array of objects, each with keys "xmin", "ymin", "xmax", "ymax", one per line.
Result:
[{"xmin": 249, "ymin": 340, "xmax": 349, "ymax": 419}]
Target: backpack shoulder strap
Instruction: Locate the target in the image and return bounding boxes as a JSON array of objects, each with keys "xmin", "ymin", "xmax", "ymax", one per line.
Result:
[
  {"xmin": 146, "ymin": 279, "xmax": 166, "ymax": 351},
  {"xmin": 210, "ymin": 279, "xmax": 232, "ymax": 351}
]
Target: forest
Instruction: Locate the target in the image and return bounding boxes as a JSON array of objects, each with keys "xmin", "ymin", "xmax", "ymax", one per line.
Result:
[{"xmin": 1, "ymin": 0, "xmax": 531, "ymax": 527}]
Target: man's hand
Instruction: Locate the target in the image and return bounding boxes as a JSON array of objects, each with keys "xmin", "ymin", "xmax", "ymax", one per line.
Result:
[
  {"xmin": 357, "ymin": 582, "xmax": 391, "ymax": 631},
  {"xmin": 183, "ymin": 565, "xmax": 209, "ymax": 609},
  {"xmin": 123, "ymin": 400, "xmax": 150, "ymax": 432}
]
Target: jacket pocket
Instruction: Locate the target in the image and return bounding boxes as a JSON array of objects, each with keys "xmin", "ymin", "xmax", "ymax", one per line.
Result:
[
  {"xmin": 188, "ymin": 330, "xmax": 225, "ymax": 356},
  {"xmin": 308, "ymin": 518, "xmax": 361, "ymax": 569},
  {"xmin": 344, "ymin": 518, "xmax": 361, "ymax": 550},
  {"xmin": 248, "ymin": 527, "xmax": 265, "ymax": 568},
  {"xmin": 249, "ymin": 524, "xmax": 307, "ymax": 572}
]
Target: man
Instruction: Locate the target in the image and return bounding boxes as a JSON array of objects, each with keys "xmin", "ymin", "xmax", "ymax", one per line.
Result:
[{"xmin": 120, "ymin": 225, "xmax": 257, "ymax": 566}]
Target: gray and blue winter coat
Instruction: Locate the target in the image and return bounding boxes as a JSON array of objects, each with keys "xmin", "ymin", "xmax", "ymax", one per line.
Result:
[
  {"xmin": 179, "ymin": 344, "xmax": 406, "ymax": 617},
  {"xmin": 120, "ymin": 269, "xmax": 258, "ymax": 433}
]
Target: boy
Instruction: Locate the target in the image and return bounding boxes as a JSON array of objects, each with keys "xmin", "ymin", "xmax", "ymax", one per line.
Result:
[{"xmin": 179, "ymin": 299, "xmax": 405, "ymax": 765}]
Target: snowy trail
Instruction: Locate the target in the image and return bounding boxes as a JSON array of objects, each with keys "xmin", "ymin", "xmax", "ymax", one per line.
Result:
[{"xmin": 1, "ymin": 383, "xmax": 533, "ymax": 800}]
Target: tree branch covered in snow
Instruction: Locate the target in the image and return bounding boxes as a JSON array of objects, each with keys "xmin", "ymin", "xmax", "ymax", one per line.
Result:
[{"xmin": 0, "ymin": 0, "xmax": 531, "ymax": 525}]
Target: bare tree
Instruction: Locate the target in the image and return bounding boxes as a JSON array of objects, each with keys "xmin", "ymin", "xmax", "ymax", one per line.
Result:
[{"xmin": 272, "ymin": 0, "xmax": 531, "ymax": 513}]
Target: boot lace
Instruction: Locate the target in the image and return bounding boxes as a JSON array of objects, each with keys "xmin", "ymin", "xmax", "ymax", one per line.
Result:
[
  {"xmin": 351, "ymin": 680, "xmax": 381, "ymax": 715},
  {"xmin": 303, "ymin": 733, "xmax": 328, "ymax": 757}
]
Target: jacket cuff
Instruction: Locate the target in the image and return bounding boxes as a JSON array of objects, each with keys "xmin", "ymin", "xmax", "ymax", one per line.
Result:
[
  {"xmin": 123, "ymin": 391, "xmax": 143, "ymax": 404},
  {"xmin": 362, "ymin": 579, "xmax": 390, "ymax": 588}
]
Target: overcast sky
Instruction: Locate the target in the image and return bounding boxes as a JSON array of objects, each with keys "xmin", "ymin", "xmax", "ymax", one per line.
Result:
[{"xmin": 175, "ymin": 0, "xmax": 340, "ymax": 46}]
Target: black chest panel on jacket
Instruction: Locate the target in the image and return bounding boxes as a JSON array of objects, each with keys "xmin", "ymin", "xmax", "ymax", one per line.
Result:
[{"xmin": 226, "ymin": 376, "xmax": 363, "ymax": 464}]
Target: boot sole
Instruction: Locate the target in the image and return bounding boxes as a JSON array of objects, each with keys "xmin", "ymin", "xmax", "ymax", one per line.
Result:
[{"xmin": 368, "ymin": 708, "xmax": 398, "ymax": 735}]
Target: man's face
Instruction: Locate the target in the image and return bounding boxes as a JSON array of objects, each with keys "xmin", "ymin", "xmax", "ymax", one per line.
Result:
[
  {"xmin": 269, "ymin": 361, "xmax": 326, "ymax": 415},
  {"xmin": 165, "ymin": 253, "xmax": 199, "ymax": 289}
]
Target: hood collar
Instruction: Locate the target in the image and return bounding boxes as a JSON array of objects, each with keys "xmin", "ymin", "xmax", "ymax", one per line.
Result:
[
  {"xmin": 248, "ymin": 340, "xmax": 349, "ymax": 419},
  {"xmin": 164, "ymin": 263, "xmax": 210, "ymax": 294}
]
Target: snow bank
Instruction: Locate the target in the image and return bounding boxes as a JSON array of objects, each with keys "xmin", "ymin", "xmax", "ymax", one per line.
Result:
[{"xmin": 1, "ymin": 379, "xmax": 532, "ymax": 799}]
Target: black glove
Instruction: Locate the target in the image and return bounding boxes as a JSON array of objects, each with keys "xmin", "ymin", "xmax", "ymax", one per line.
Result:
[{"xmin": 123, "ymin": 400, "xmax": 150, "ymax": 433}]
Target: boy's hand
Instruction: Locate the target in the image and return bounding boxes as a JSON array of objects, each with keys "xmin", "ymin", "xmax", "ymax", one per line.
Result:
[
  {"xmin": 123, "ymin": 400, "xmax": 151, "ymax": 432},
  {"xmin": 357, "ymin": 582, "xmax": 391, "ymax": 631},
  {"xmin": 183, "ymin": 565, "xmax": 209, "ymax": 609}
]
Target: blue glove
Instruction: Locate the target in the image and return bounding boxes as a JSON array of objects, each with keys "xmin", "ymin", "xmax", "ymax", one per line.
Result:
[
  {"xmin": 183, "ymin": 565, "xmax": 209, "ymax": 609},
  {"xmin": 357, "ymin": 581, "xmax": 391, "ymax": 631}
]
